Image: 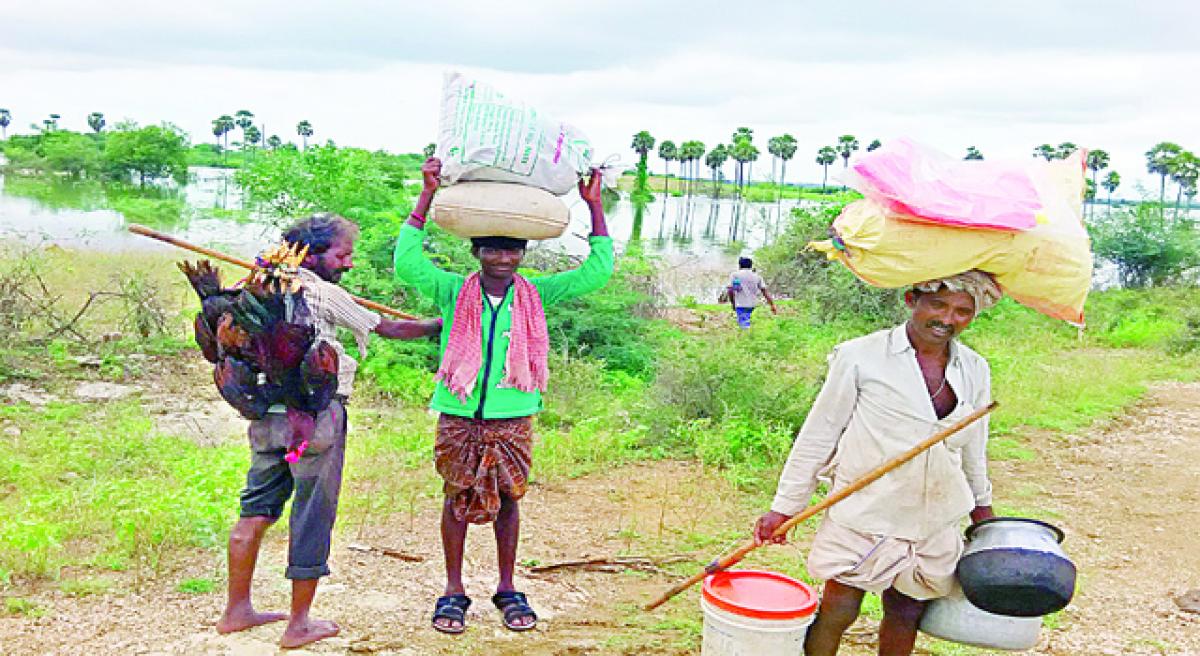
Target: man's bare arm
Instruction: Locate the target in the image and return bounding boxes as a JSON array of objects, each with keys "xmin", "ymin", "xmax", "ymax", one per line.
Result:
[{"xmin": 374, "ymin": 318, "xmax": 441, "ymax": 340}]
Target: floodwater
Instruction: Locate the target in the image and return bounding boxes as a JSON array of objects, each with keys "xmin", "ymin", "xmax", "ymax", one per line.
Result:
[{"xmin": 0, "ymin": 168, "xmax": 802, "ymax": 301}]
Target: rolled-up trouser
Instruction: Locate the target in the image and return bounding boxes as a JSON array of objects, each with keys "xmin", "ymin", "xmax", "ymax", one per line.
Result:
[
  {"xmin": 239, "ymin": 398, "xmax": 347, "ymax": 580},
  {"xmin": 806, "ymin": 516, "xmax": 964, "ymax": 601},
  {"xmin": 735, "ymin": 306, "xmax": 755, "ymax": 329}
]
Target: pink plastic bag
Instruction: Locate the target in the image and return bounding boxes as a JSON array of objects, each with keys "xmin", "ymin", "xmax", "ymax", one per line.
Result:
[{"xmin": 849, "ymin": 139, "xmax": 1043, "ymax": 231}]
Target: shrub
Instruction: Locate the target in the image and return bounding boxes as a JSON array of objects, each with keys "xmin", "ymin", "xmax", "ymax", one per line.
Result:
[
  {"xmin": 102, "ymin": 122, "xmax": 189, "ymax": 186},
  {"xmin": 1089, "ymin": 202, "xmax": 1200, "ymax": 287},
  {"xmin": 755, "ymin": 205, "xmax": 905, "ymax": 326}
]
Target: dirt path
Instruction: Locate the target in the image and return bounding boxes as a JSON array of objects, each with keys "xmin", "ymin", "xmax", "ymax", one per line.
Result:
[
  {"xmin": 1014, "ymin": 382, "xmax": 1200, "ymax": 655},
  {"xmin": 2, "ymin": 384, "xmax": 1199, "ymax": 655}
]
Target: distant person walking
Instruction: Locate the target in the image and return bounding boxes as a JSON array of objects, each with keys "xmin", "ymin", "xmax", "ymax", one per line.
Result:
[{"xmin": 726, "ymin": 257, "xmax": 777, "ymax": 328}]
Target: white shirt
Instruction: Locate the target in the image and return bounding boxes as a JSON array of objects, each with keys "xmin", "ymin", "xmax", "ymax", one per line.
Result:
[
  {"xmin": 729, "ymin": 269, "xmax": 767, "ymax": 308},
  {"xmin": 771, "ymin": 324, "xmax": 993, "ymax": 540}
]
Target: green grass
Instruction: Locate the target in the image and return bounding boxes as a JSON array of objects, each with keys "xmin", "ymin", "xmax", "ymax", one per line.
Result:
[
  {"xmin": 2, "ymin": 243, "xmax": 1199, "ymax": 594},
  {"xmin": 59, "ymin": 576, "xmax": 114, "ymax": 597},
  {"xmin": 0, "ymin": 400, "xmax": 246, "ymax": 581},
  {"xmin": 176, "ymin": 577, "xmax": 217, "ymax": 594},
  {"xmin": 3, "ymin": 596, "xmax": 46, "ymax": 618}
]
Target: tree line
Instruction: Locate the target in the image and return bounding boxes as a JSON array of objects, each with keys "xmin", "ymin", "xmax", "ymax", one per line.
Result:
[
  {"xmin": 0, "ymin": 113, "xmax": 188, "ymax": 186},
  {"xmin": 628, "ymin": 128, "xmax": 1197, "ymax": 212},
  {"xmin": 210, "ymin": 110, "xmax": 316, "ymax": 158}
]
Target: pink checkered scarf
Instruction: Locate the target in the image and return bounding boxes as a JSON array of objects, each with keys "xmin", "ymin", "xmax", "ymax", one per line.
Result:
[{"xmin": 435, "ymin": 272, "xmax": 549, "ymax": 403}]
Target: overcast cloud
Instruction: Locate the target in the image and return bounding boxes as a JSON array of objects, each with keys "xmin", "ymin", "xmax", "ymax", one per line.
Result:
[{"xmin": 2, "ymin": 0, "xmax": 1195, "ymax": 195}]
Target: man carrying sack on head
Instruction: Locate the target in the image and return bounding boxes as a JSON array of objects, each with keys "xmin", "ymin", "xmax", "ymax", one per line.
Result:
[
  {"xmin": 394, "ymin": 157, "xmax": 613, "ymax": 635},
  {"xmin": 753, "ymin": 271, "xmax": 1001, "ymax": 656}
]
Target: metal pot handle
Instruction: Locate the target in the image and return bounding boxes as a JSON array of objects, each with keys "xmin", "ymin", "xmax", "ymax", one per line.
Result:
[{"xmin": 965, "ymin": 517, "xmax": 1065, "ymax": 543}]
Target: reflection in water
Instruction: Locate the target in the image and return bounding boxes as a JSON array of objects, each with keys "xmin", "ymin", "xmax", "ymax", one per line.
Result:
[
  {"xmin": 631, "ymin": 200, "xmax": 645, "ymax": 242},
  {"xmin": 546, "ymin": 189, "xmax": 790, "ymax": 301},
  {"xmin": 0, "ymin": 167, "xmax": 275, "ymax": 253},
  {"xmin": 0, "ymin": 168, "xmax": 801, "ymax": 301}
]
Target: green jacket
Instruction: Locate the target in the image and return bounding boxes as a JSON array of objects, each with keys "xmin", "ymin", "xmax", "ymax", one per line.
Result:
[{"xmin": 394, "ymin": 224, "xmax": 615, "ymax": 419}]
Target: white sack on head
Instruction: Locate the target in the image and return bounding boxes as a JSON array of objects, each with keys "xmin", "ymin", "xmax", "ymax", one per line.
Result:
[{"xmin": 437, "ymin": 71, "xmax": 594, "ymax": 196}]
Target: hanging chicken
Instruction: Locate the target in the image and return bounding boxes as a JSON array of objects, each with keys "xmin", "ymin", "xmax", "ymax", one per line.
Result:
[{"xmin": 178, "ymin": 241, "xmax": 339, "ymax": 462}]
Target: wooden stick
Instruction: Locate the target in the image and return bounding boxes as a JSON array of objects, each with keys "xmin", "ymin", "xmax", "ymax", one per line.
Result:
[
  {"xmin": 127, "ymin": 223, "xmax": 418, "ymax": 320},
  {"xmin": 644, "ymin": 401, "xmax": 998, "ymax": 611}
]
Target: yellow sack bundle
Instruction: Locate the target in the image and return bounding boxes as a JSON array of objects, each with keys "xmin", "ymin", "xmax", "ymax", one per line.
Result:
[{"xmin": 811, "ymin": 155, "xmax": 1092, "ymax": 324}]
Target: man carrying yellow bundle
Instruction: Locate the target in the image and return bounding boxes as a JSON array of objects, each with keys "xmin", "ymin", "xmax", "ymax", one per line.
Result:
[
  {"xmin": 394, "ymin": 158, "xmax": 613, "ymax": 634},
  {"xmin": 754, "ymin": 271, "xmax": 1001, "ymax": 656}
]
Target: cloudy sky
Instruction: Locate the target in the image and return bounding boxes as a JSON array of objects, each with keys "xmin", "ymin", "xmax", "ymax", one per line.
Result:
[{"xmin": 2, "ymin": 0, "xmax": 1195, "ymax": 196}]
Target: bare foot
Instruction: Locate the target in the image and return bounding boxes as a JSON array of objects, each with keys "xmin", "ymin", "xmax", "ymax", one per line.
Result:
[
  {"xmin": 216, "ymin": 605, "xmax": 287, "ymax": 634},
  {"xmin": 280, "ymin": 618, "xmax": 340, "ymax": 649}
]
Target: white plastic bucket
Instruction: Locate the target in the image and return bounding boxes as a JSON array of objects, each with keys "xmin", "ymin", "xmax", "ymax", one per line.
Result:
[{"xmin": 700, "ymin": 570, "xmax": 818, "ymax": 656}]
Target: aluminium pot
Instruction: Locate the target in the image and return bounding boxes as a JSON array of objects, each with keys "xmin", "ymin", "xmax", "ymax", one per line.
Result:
[
  {"xmin": 957, "ymin": 517, "xmax": 1076, "ymax": 617},
  {"xmin": 920, "ymin": 583, "xmax": 1042, "ymax": 651}
]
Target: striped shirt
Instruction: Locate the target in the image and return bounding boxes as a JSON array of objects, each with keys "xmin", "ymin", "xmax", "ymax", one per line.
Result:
[{"xmin": 297, "ymin": 268, "xmax": 381, "ymax": 397}]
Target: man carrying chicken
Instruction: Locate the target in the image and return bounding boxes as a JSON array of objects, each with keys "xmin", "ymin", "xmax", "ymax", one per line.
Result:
[{"xmin": 214, "ymin": 213, "xmax": 441, "ymax": 648}]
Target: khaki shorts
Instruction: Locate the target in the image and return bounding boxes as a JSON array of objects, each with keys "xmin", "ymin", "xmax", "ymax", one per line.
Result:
[{"xmin": 806, "ymin": 517, "xmax": 963, "ymax": 600}]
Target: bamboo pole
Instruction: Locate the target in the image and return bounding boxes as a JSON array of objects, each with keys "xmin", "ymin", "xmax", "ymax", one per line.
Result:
[
  {"xmin": 645, "ymin": 401, "xmax": 998, "ymax": 611},
  {"xmin": 127, "ymin": 223, "xmax": 417, "ymax": 320}
]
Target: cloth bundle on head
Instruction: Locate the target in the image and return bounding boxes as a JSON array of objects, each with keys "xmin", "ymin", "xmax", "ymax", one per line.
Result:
[
  {"xmin": 913, "ymin": 270, "xmax": 1002, "ymax": 317},
  {"xmin": 436, "ymin": 272, "xmax": 549, "ymax": 402}
]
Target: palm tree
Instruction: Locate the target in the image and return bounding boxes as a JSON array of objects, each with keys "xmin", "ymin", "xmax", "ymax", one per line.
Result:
[
  {"xmin": 212, "ymin": 115, "xmax": 235, "ymax": 160},
  {"xmin": 768, "ymin": 136, "xmax": 785, "ymax": 195},
  {"xmin": 837, "ymin": 135, "xmax": 859, "ymax": 170},
  {"xmin": 631, "ymin": 131, "xmax": 655, "ymax": 157},
  {"xmin": 0, "ymin": 109, "xmax": 10, "ymax": 139},
  {"xmin": 234, "ymin": 110, "xmax": 255, "ymax": 148},
  {"xmin": 630, "ymin": 130, "xmax": 656, "ymax": 200},
  {"xmin": 423, "ymin": 143, "xmax": 436, "ymax": 158},
  {"xmin": 705, "ymin": 144, "xmax": 728, "ymax": 198},
  {"xmin": 1146, "ymin": 142, "xmax": 1183, "ymax": 204},
  {"xmin": 631, "ymin": 130, "xmax": 655, "ymax": 166},
  {"xmin": 267, "ymin": 135, "xmax": 282, "ymax": 150},
  {"xmin": 87, "ymin": 112, "xmax": 105, "ymax": 133},
  {"xmin": 244, "ymin": 125, "xmax": 261, "ymax": 150},
  {"xmin": 1101, "ymin": 170, "xmax": 1120, "ymax": 206},
  {"xmin": 1086, "ymin": 149, "xmax": 1110, "ymax": 188},
  {"xmin": 680, "ymin": 140, "xmax": 705, "ymax": 198},
  {"xmin": 768, "ymin": 134, "xmax": 797, "ymax": 211},
  {"xmin": 297, "ymin": 120, "xmax": 314, "ymax": 150},
  {"xmin": 1167, "ymin": 151, "xmax": 1199, "ymax": 216},
  {"xmin": 1056, "ymin": 142, "xmax": 1078, "ymax": 159},
  {"xmin": 658, "ymin": 140, "xmax": 678, "ymax": 198},
  {"xmin": 816, "ymin": 146, "xmax": 837, "ymax": 190},
  {"xmin": 729, "ymin": 136, "xmax": 759, "ymax": 215},
  {"xmin": 867, "ymin": 139, "xmax": 882, "ymax": 152},
  {"xmin": 964, "ymin": 146, "xmax": 984, "ymax": 160},
  {"xmin": 1033, "ymin": 144, "xmax": 1057, "ymax": 161},
  {"xmin": 1083, "ymin": 149, "xmax": 1110, "ymax": 217}
]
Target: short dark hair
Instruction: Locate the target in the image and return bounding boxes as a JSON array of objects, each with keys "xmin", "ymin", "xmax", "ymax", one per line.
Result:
[
  {"xmin": 739, "ymin": 257, "xmax": 753, "ymax": 269},
  {"xmin": 470, "ymin": 236, "xmax": 528, "ymax": 250},
  {"xmin": 282, "ymin": 212, "xmax": 359, "ymax": 254}
]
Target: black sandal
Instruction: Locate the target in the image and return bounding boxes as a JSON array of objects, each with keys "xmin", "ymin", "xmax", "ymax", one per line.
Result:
[
  {"xmin": 431, "ymin": 594, "xmax": 471, "ymax": 634},
  {"xmin": 492, "ymin": 590, "xmax": 538, "ymax": 631}
]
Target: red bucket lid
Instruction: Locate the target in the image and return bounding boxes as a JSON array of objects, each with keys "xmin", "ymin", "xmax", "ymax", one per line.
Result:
[{"xmin": 702, "ymin": 570, "xmax": 818, "ymax": 620}]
